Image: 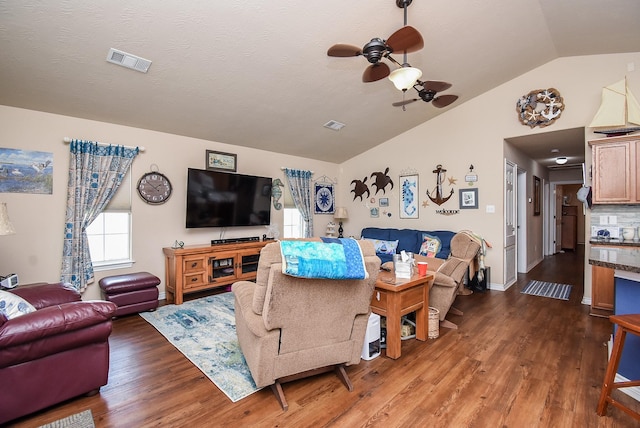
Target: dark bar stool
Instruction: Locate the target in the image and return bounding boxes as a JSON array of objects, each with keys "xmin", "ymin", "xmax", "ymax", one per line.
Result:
[{"xmin": 597, "ymin": 313, "xmax": 640, "ymax": 422}]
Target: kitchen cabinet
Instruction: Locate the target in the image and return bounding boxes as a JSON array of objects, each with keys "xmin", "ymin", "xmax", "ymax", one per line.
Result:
[
  {"xmin": 588, "ymin": 243, "xmax": 640, "ymax": 317},
  {"xmin": 591, "ymin": 264, "xmax": 614, "ymax": 315},
  {"xmin": 589, "ymin": 135, "xmax": 640, "ymax": 204}
]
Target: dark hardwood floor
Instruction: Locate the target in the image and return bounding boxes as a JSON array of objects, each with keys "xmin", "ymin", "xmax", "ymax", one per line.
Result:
[{"xmin": 10, "ymin": 247, "xmax": 640, "ymax": 427}]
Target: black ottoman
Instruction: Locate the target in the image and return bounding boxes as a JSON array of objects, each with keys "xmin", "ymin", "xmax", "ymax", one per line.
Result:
[{"xmin": 99, "ymin": 272, "xmax": 160, "ymax": 317}]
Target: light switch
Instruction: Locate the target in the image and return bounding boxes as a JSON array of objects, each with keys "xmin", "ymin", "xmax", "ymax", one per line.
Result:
[
  {"xmin": 486, "ymin": 205, "xmax": 495, "ymax": 213},
  {"xmin": 600, "ymin": 216, "xmax": 609, "ymax": 225},
  {"xmin": 609, "ymin": 216, "xmax": 617, "ymax": 225}
]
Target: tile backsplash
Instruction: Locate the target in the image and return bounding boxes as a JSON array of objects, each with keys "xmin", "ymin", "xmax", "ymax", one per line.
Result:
[{"xmin": 590, "ymin": 205, "xmax": 640, "ymax": 237}]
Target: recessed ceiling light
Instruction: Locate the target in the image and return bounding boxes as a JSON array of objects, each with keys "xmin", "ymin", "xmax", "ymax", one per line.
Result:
[
  {"xmin": 551, "ymin": 148, "xmax": 560, "ymax": 153},
  {"xmin": 555, "ymin": 156, "xmax": 568, "ymax": 165}
]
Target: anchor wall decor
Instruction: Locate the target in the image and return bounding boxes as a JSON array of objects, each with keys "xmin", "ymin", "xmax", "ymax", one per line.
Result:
[{"xmin": 426, "ymin": 164, "xmax": 454, "ymax": 205}]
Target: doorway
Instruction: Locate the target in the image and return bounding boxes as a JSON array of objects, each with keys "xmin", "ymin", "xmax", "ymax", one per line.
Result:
[
  {"xmin": 548, "ymin": 181, "xmax": 585, "ymax": 254},
  {"xmin": 517, "ymin": 168, "xmax": 527, "ymax": 273}
]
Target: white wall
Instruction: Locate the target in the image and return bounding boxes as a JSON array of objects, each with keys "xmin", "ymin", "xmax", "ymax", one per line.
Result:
[
  {"xmin": 0, "ymin": 106, "xmax": 339, "ymax": 300},
  {"xmin": 340, "ymin": 52, "xmax": 640, "ymax": 297}
]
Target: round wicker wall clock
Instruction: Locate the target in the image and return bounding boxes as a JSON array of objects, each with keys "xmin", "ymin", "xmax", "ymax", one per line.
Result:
[
  {"xmin": 516, "ymin": 88, "xmax": 564, "ymax": 128},
  {"xmin": 137, "ymin": 169, "xmax": 172, "ymax": 205}
]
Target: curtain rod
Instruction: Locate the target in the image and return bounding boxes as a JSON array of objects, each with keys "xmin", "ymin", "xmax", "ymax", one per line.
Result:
[
  {"xmin": 63, "ymin": 137, "xmax": 145, "ymax": 152},
  {"xmin": 280, "ymin": 167, "xmax": 314, "ymax": 173}
]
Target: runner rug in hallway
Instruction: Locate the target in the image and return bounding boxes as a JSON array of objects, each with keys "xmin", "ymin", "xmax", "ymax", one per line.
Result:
[{"xmin": 521, "ymin": 280, "xmax": 572, "ymax": 301}]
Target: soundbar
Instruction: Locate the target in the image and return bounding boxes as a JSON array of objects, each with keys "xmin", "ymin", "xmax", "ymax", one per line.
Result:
[{"xmin": 211, "ymin": 236, "xmax": 261, "ymax": 245}]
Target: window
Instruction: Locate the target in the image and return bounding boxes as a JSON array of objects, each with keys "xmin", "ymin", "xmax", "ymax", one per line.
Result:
[
  {"xmin": 86, "ymin": 171, "xmax": 133, "ymax": 269},
  {"xmin": 282, "ymin": 183, "xmax": 304, "ymax": 238},
  {"xmin": 283, "ymin": 208, "xmax": 304, "ymax": 238},
  {"xmin": 87, "ymin": 211, "xmax": 132, "ymax": 268}
]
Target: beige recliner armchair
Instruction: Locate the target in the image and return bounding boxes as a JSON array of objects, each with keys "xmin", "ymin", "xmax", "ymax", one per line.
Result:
[
  {"xmin": 232, "ymin": 239, "xmax": 380, "ymax": 411},
  {"xmin": 420, "ymin": 233, "xmax": 481, "ymax": 329}
]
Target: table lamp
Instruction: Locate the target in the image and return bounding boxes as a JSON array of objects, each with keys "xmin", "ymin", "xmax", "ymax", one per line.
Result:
[
  {"xmin": 0, "ymin": 203, "xmax": 16, "ymax": 235},
  {"xmin": 334, "ymin": 207, "xmax": 348, "ymax": 238}
]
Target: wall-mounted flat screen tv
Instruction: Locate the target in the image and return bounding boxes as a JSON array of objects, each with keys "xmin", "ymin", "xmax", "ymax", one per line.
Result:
[{"xmin": 186, "ymin": 168, "xmax": 272, "ymax": 228}]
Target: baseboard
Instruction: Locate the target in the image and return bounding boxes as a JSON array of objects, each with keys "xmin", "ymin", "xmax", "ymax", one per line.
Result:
[
  {"xmin": 606, "ymin": 335, "xmax": 640, "ymax": 401},
  {"xmin": 526, "ymin": 257, "xmax": 544, "ymax": 273},
  {"xmin": 615, "ymin": 373, "xmax": 640, "ymax": 401},
  {"xmin": 488, "ymin": 281, "xmax": 511, "ymax": 292}
]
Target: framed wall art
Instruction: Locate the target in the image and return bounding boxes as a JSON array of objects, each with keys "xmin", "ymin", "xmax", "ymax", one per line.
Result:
[
  {"xmin": 206, "ymin": 150, "xmax": 237, "ymax": 172},
  {"xmin": 459, "ymin": 188, "xmax": 478, "ymax": 209},
  {"xmin": 314, "ymin": 182, "xmax": 335, "ymax": 214},
  {"xmin": 0, "ymin": 148, "xmax": 53, "ymax": 194},
  {"xmin": 399, "ymin": 174, "xmax": 419, "ymax": 219},
  {"xmin": 533, "ymin": 175, "xmax": 541, "ymax": 216}
]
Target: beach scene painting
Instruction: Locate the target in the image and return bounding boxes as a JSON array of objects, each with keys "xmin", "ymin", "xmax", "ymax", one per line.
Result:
[{"xmin": 0, "ymin": 148, "xmax": 53, "ymax": 194}]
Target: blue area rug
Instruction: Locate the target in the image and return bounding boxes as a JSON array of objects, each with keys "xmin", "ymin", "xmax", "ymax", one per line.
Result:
[
  {"xmin": 140, "ymin": 292, "xmax": 260, "ymax": 402},
  {"xmin": 522, "ymin": 280, "xmax": 572, "ymax": 301}
]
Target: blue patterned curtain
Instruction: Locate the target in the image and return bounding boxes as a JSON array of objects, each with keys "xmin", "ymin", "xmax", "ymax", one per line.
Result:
[
  {"xmin": 284, "ymin": 168, "xmax": 314, "ymax": 237},
  {"xmin": 61, "ymin": 140, "xmax": 139, "ymax": 291}
]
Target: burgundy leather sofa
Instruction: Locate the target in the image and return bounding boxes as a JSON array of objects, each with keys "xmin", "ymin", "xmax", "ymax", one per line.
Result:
[{"xmin": 0, "ymin": 282, "xmax": 117, "ymax": 424}]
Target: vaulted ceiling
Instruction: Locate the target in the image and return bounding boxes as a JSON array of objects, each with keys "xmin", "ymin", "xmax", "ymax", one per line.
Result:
[{"xmin": 1, "ymin": 1, "xmax": 639, "ymax": 163}]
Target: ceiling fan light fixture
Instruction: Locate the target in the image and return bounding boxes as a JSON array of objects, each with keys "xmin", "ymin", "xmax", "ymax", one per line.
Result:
[
  {"xmin": 388, "ymin": 66, "xmax": 422, "ymax": 91},
  {"xmin": 555, "ymin": 156, "xmax": 568, "ymax": 165}
]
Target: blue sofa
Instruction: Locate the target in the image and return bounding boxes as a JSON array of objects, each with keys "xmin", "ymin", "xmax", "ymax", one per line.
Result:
[
  {"xmin": 361, "ymin": 227, "xmax": 482, "ymax": 329},
  {"xmin": 361, "ymin": 227, "xmax": 456, "ymax": 263}
]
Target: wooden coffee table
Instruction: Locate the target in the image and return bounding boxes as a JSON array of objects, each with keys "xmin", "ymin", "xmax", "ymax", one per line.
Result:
[{"xmin": 370, "ymin": 270, "xmax": 435, "ymax": 359}]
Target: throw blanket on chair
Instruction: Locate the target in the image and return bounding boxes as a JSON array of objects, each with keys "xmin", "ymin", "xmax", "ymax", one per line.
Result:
[
  {"xmin": 280, "ymin": 238, "xmax": 368, "ymax": 279},
  {"xmin": 459, "ymin": 230, "xmax": 492, "ymax": 282}
]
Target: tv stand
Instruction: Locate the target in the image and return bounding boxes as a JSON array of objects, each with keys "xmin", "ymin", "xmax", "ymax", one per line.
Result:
[{"xmin": 163, "ymin": 240, "xmax": 268, "ymax": 304}]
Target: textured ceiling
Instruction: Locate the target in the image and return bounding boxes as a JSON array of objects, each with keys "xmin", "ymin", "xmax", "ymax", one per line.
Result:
[{"xmin": 1, "ymin": 0, "xmax": 639, "ymax": 163}]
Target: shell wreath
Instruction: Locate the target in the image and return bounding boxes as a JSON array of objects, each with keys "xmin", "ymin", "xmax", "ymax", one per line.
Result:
[{"xmin": 516, "ymin": 88, "xmax": 564, "ymax": 128}]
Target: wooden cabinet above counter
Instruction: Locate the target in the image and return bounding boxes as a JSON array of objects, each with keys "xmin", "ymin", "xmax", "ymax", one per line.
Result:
[{"xmin": 589, "ymin": 135, "xmax": 640, "ymax": 204}]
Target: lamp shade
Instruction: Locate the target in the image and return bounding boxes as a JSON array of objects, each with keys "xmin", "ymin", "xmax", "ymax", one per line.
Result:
[
  {"xmin": 388, "ymin": 66, "xmax": 422, "ymax": 91},
  {"xmin": 334, "ymin": 207, "xmax": 348, "ymax": 220},
  {"xmin": 0, "ymin": 203, "xmax": 16, "ymax": 235}
]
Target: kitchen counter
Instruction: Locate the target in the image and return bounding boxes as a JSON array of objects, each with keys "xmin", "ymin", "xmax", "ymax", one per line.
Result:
[
  {"xmin": 588, "ymin": 246, "xmax": 640, "ymax": 273},
  {"xmin": 590, "ymin": 238, "xmax": 640, "ymax": 247}
]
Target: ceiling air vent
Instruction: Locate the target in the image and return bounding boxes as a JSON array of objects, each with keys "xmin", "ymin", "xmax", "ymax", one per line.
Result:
[
  {"xmin": 323, "ymin": 120, "xmax": 345, "ymax": 131},
  {"xmin": 106, "ymin": 48, "xmax": 152, "ymax": 73}
]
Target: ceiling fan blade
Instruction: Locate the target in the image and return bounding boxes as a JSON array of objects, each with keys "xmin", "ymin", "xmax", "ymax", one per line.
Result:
[
  {"xmin": 392, "ymin": 99, "xmax": 419, "ymax": 107},
  {"xmin": 422, "ymin": 80, "xmax": 452, "ymax": 93},
  {"xmin": 432, "ymin": 95, "xmax": 459, "ymax": 108},
  {"xmin": 386, "ymin": 26, "xmax": 424, "ymax": 54},
  {"xmin": 327, "ymin": 44, "xmax": 362, "ymax": 57},
  {"xmin": 362, "ymin": 62, "xmax": 390, "ymax": 82}
]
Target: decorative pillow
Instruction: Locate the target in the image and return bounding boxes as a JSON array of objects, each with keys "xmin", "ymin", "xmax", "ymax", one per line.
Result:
[
  {"xmin": 419, "ymin": 233, "xmax": 442, "ymax": 258},
  {"xmin": 363, "ymin": 238, "xmax": 399, "ymax": 255},
  {"xmin": 0, "ymin": 290, "xmax": 36, "ymax": 320}
]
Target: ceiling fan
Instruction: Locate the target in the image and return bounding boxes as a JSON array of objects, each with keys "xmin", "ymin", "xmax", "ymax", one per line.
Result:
[
  {"xmin": 392, "ymin": 80, "xmax": 459, "ymax": 110},
  {"xmin": 327, "ymin": 0, "xmax": 424, "ymax": 84},
  {"xmin": 327, "ymin": 0, "xmax": 458, "ymax": 109}
]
